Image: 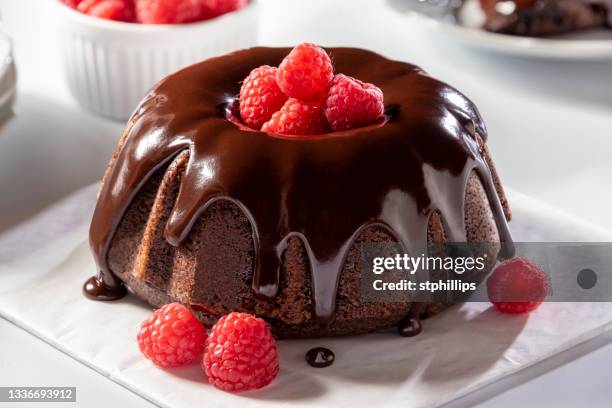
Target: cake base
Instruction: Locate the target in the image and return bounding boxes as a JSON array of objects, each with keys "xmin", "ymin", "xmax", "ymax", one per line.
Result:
[{"xmin": 105, "ymin": 136, "xmax": 508, "ymax": 338}]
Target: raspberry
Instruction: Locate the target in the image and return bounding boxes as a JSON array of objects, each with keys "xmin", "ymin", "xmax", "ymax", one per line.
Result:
[
  {"xmin": 137, "ymin": 303, "xmax": 207, "ymax": 367},
  {"xmin": 95, "ymin": 1, "xmax": 135, "ymax": 21},
  {"xmin": 261, "ymin": 99, "xmax": 329, "ymax": 136},
  {"xmin": 135, "ymin": 0, "xmax": 203, "ymax": 24},
  {"xmin": 201, "ymin": 0, "xmax": 248, "ymax": 18},
  {"xmin": 77, "ymin": 0, "xmax": 135, "ymax": 21},
  {"xmin": 62, "ymin": 0, "xmax": 83, "ymax": 8},
  {"xmin": 77, "ymin": 0, "xmax": 98, "ymax": 12},
  {"xmin": 276, "ymin": 43, "xmax": 334, "ymax": 101},
  {"xmin": 487, "ymin": 258, "xmax": 549, "ymax": 314},
  {"xmin": 203, "ymin": 312, "xmax": 279, "ymax": 392},
  {"xmin": 324, "ymin": 74, "xmax": 384, "ymax": 132},
  {"xmin": 239, "ymin": 65, "xmax": 288, "ymax": 130}
]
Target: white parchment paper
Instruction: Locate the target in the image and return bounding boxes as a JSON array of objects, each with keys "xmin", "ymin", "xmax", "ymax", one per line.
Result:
[{"xmin": 1, "ymin": 184, "xmax": 611, "ymax": 408}]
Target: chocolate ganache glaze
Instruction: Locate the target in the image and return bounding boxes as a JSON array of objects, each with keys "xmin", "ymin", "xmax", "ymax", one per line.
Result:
[{"xmin": 86, "ymin": 47, "xmax": 514, "ymax": 324}]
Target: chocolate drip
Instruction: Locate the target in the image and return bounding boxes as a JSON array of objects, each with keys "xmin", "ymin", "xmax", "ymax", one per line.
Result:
[
  {"xmin": 306, "ymin": 347, "xmax": 335, "ymax": 368},
  {"xmin": 83, "ymin": 275, "xmax": 127, "ymax": 300},
  {"xmin": 86, "ymin": 47, "xmax": 514, "ymax": 325},
  {"xmin": 398, "ymin": 303, "xmax": 427, "ymax": 337},
  {"xmin": 399, "ymin": 318, "xmax": 423, "ymax": 337}
]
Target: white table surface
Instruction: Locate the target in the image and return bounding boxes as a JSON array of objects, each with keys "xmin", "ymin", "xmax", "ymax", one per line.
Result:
[{"xmin": 0, "ymin": 0, "xmax": 611, "ymax": 407}]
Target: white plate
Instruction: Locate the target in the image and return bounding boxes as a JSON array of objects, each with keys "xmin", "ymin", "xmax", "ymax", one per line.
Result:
[
  {"xmin": 0, "ymin": 30, "xmax": 16, "ymax": 123},
  {"xmin": 388, "ymin": 0, "xmax": 612, "ymax": 60}
]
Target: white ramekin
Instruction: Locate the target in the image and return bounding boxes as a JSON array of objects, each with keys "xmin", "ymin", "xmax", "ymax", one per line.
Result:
[{"xmin": 50, "ymin": 0, "xmax": 259, "ymax": 121}]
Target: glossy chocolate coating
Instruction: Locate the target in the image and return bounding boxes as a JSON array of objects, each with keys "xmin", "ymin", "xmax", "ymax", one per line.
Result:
[{"xmin": 86, "ymin": 47, "xmax": 513, "ymax": 326}]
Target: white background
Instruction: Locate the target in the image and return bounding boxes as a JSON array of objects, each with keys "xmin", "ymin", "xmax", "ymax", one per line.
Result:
[{"xmin": 0, "ymin": 0, "xmax": 611, "ymax": 407}]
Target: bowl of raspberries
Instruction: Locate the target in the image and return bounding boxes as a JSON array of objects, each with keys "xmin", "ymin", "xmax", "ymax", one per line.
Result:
[{"xmin": 52, "ymin": 0, "xmax": 258, "ymax": 121}]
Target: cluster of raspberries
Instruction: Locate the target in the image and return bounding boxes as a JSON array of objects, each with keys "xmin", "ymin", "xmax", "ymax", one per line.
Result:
[
  {"xmin": 61, "ymin": 0, "xmax": 247, "ymax": 24},
  {"xmin": 137, "ymin": 305, "xmax": 279, "ymax": 392},
  {"xmin": 239, "ymin": 43, "xmax": 386, "ymax": 136}
]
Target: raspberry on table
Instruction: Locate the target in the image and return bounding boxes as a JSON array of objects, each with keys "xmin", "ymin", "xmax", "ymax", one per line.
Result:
[
  {"xmin": 137, "ymin": 303, "xmax": 207, "ymax": 367},
  {"xmin": 203, "ymin": 312, "xmax": 279, "ymax": 392},
  {"xmin": 135, "ymin": 0, "xmax": 203, "ymax": 24},
  {"xmin": 201, "ymin": 0, "xmax": 248, "ymax": 18},
  {"xmin": 239, "ymin": 65, "xmax": 288, "ymax": 130},
  {"xmin": 487, "ymin": 258, "xmax": 549, "ymax": 314},
  {"xmin": 261, "ymin": 98, "xmax": 329, "ymax": 136},
  {"xmin": 276, "ymin": 43, "xmax": 334, "ymax": 102},
  {"xmin": 325, "ymin": 74, "xmax": 385, "ymax": 132}
]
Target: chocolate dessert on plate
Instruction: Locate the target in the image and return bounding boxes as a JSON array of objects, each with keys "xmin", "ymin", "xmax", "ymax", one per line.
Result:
[
  {"xmin": 84, "ymin": 46, "xmax": 514, "ymax": 339},
  {"xmin": 479, "ymin": 0, "xmax": 612, "ymax": 36}
]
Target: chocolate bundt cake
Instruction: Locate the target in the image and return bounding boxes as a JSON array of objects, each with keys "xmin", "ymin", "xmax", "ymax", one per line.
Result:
[
  {"xmin": 84, "ymin": 47, "xmax": 513, "ymax": 338},
  {"xmin": 480, "ymin": 0, "xmax": 612, "ymax": 36}
]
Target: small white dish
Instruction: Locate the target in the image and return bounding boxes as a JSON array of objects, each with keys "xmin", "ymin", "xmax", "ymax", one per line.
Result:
[
  {"xmin": 0, "ymin": 30, "xmax": 16, "ymax": 124},
  {"xmin": 49, "ymin": 0, "xmax": 259, "ymax": 121},
  {"xmin": 388, "ymin": 0, "xmax": 612, "ymax": 60}
]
